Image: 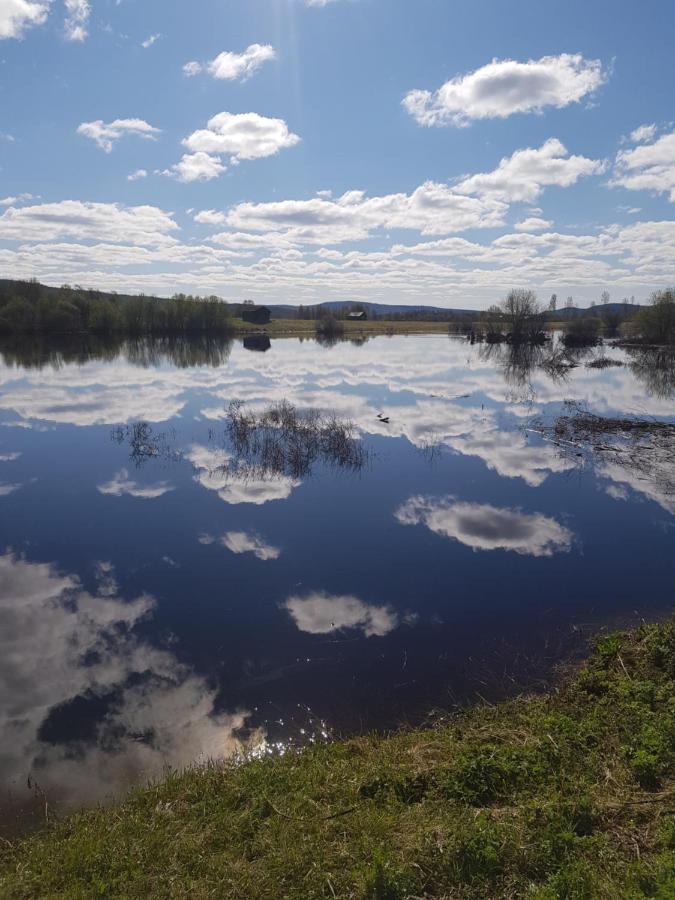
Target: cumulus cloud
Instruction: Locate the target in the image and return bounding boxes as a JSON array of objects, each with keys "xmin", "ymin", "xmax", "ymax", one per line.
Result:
[
  {"xmin": 629, "ymin": 124, "xmax": 657, "ymax": 144},
  {"xmin": 97, "ymin": 468, "xmax": 174, "ymax": 499},
  {"xmin": 185, "ymin": 44, "xmax": 276, "ymax": 82},
  {"xmin": 0, "ymin": 0, "xmax": 50, "ymax": 40},
  {"xmin": 514, "ymin": 217, "xmax": 553, "ymax": 232},
  {"xmin": 218, "ymin": 141, "xmax": 600, "ymax": 244},
  {"xmin": 0, "ymin": 193, "xmax": 35, "ymax": 206},
  {"xmin": 223, "ymin": 183, "xmax": 506, "ymax": 244},
  {"xmin": 127, "ymin": 168, "xmax": 148, "ymax": 181},
  {"xmin": 395, "ymin": 495, "xmax": 573, "ymax": 556},
  {"xmin": 77, "ymin": 118, "xmax": 161, "ymax": 153},
  {"xmin": 165, "ymin": 112, "xmax": 299, "ymax": 183},
  {"xmin": 0, "ymin": 200, "xmax": 179, "ymax": 245},
  {"xmin": 455, "ymin": 138, "xmax": 604, "ymax": 203},
  {"xmin": 163, "ymin": 152, "xmax": 227, "ymax": 183},
  {"xmin": 183, "ymin": 111, "xmax": 300, "ymax": 162},
  {"xmin": 182, "ymin": 60, "xmax": 202, "ymax": 77},
  {"xmin": 611, "ymin": 128, "xmax": 675, "ymax": 202},
  {"xmin": 403, "ymin": 53, "xmax": 605, "ymax": 127},
  {"xmin": 64, "ymin": 0, "xmax": 89, "ymax": 41},
  {"xmin": 141, "ymin": 33, "xmax": 161, "ymax": 48},
  {"xmin": 282, "ymin": 591, "xmax": 398, "ymax": 637}
]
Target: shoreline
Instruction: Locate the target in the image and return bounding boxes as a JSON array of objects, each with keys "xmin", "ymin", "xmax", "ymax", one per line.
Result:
[{"xmin": 1, "ymin": 620, "xmax": 673, "ymax": 898}]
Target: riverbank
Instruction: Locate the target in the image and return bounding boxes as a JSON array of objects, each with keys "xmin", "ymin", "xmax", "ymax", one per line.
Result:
[
  {"xmin": 230, "ymin": 318, "xmax": 456, "ymax": 337},
  {"xmin": 1, "ymin": 621, "xmax": 673, "ymax": 898}
]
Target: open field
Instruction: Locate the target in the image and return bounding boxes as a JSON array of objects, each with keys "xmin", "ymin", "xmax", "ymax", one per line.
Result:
[{"xmin": 1, "ymin": 621, "xmax": 673, "ymax": 899}]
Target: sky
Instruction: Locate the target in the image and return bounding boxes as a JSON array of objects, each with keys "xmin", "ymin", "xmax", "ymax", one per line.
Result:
[{"xmin": 0, "ymin": 0, "xmax": 674, "ymax": 309}]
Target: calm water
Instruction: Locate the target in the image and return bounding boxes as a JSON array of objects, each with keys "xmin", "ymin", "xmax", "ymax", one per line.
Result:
[{"xmin": 1, "ymin": 333, "xmax": 673, "ymax": 830}]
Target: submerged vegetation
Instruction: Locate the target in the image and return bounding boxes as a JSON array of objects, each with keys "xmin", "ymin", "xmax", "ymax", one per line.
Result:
[
  {"xmin": 532, "ymin": 402, "xmax": 675, "ymax": 501},
  {"xmin": 0, "ymin": 621, "xmax": 673, "ymax": 898},
  {"xmin": 223, "ymin": 399, "xmax": 367, "ymax": 478}
]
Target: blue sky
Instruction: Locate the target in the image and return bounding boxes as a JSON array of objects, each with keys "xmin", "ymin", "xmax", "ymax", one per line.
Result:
[{"xmin": 1, "ymin": 0, "xmax": 674, "ymax": 307}]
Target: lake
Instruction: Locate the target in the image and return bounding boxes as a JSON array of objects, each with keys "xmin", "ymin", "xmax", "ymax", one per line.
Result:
[{"xmin": 1, "ymin": 333, "xmax": 673, "ymax": 832}]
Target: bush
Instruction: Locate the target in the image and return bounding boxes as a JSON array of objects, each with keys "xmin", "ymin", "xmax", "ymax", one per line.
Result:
[
  {"xmin": 562, "ymin": 316, "xmax": 602, "ymax": 347},
  {"xmin": 635, "ymin": 288, "xmax": 675, "ymax": 345}
]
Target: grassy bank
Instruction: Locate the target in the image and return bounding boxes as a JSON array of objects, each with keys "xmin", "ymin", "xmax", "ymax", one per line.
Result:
[
  {"xmin": 1, "ymin": 622, "xmax": 673, "ymax": 899},
  {"xmin": 230, "ymin": 318, "xmax": 456, "ymax": 337}
]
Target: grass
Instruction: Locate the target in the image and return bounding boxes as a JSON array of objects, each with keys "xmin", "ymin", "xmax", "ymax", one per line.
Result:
[{"xmin": 1, "ymin": 621, "xmax": 673, "ymax": 899}]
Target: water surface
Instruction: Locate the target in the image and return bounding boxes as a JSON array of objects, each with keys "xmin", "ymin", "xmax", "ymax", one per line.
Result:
[{"xmin": 1, "ymin": 333, "xmax": 673, "ymax": 830}]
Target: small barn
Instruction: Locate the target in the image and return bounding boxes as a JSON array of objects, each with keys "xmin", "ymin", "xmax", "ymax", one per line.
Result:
[
  {"xmin": 241, "ymin": 305, "xmax": 272, "ymax": 325},
  {"xmin": 347, "ymin": 310, "xmax": 368, "ymax": 321}
]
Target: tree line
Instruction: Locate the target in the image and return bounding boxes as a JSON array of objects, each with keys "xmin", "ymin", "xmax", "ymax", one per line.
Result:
[
  {"xmin": 0, "ymin": 280, "xmax": 233, "ymax": 335},
  {"xmin": 474, "ymin": 287, "xmax": 674, "ymax": 346}
]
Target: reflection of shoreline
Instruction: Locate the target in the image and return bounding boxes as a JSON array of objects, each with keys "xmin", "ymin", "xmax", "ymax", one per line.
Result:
[{"xmin": 0, "ymin": 333, "xmax": 235, "ymax": 371}]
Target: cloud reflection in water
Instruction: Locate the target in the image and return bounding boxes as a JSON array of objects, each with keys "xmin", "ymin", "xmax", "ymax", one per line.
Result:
[
  {"xmin": 396, "ymin": 495, "xmax": 574, "ymax": 556},
  {"xmin": 0, "ymin": 553, "xmax": 253, "ymax": 813},
  {"xmin": 282, "ymin": 592, "xmax": 399, "ymax": 637}
]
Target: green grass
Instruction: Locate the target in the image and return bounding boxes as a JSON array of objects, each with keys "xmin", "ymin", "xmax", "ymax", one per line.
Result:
[{"xmin": 1, "ymin": 622, "xmax": 673, "ymax": 899}]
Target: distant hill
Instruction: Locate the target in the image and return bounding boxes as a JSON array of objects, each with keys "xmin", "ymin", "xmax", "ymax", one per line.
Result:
[{"xmin": 552, "ymin": 302, "xmax": 642, "ymax": 319}]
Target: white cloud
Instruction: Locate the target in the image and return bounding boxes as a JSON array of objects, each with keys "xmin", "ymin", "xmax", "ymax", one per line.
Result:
[
  {"xmin": 0, "ymin": 0, "xmax": 50, "ymax": 40},
  {"xmin": 223, "ymin": 183, "xmax": 505, "ymax": 243},
  {"xmin": 0, "ymin": 451, "xmax": 21, "ymax": 461},
  {"xmin": 194, "ymin": 209, "xmax": 228, "ymax": 226},
  {"xmin": 182, "ymin": 60, "xmax": 202, "ymax": 77},
  {"xmin": 629, "ymin": 124, "xmax": 657, "ymax": 144},
  {"xmin": 127, "ymin": 168, "xmax": 148, "ymax": 181},
  {"xmin": 163, "ymin": 152, "xmax": 227, "ymax": 183},
  {"xmin": 206, "ymin": 44, "xmax": 276, "ymax": 81},
  {"xmin": 395, "ymin": 496, "xmax": 573, "ymax": 556},
  {"xmin": 514, "ymin": 216, "xmax": 553, "ymax": 232},
  {"xmin": 455, "ymin": 138, "xmax": 604, "ymax": 203},
  {"xmin": 282, "ymin": 591, "xmax": 398, "ymax": 637},
  {"xmin": 97, "ymin": 468, "xmax": 174, "ymax": 499},
  {"xmin": 404, "ymin": 54, "xmax": 605, "ymax": 127},
  {"xmin": 183, "ymin": 111, "xmax": 300, "ymax": 162},
  {"xmin": 219, "ymin": 530, "xmax": 281, "ymax": 560},
  {"xmin": 0, "ymin": 200, "xmax": 179, "ymax": 245},
  {"xmin": 0, "ymin": 193, "xmax": 35, "ymax": 206},
  {"xmin": 165, "ymin": 112, "xmax": 299, "ymax": 184},
  {"xmin": 64, "ymin": 0, "xmax": 89, "ymax": 41},
  {"xmin": 214, "ymin": 141, "xmax": 598, "ymax": 244},
  {"xmin": 141, "ymin": 33, "xmax": 161, "ymax": 48},
  {"xmin": 611, "ymin": 129, "xmax": 675, "ymax": 202},
  {"xmin": 77, "ymin": 118, "xmax": 161, "ymax": 153}
]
